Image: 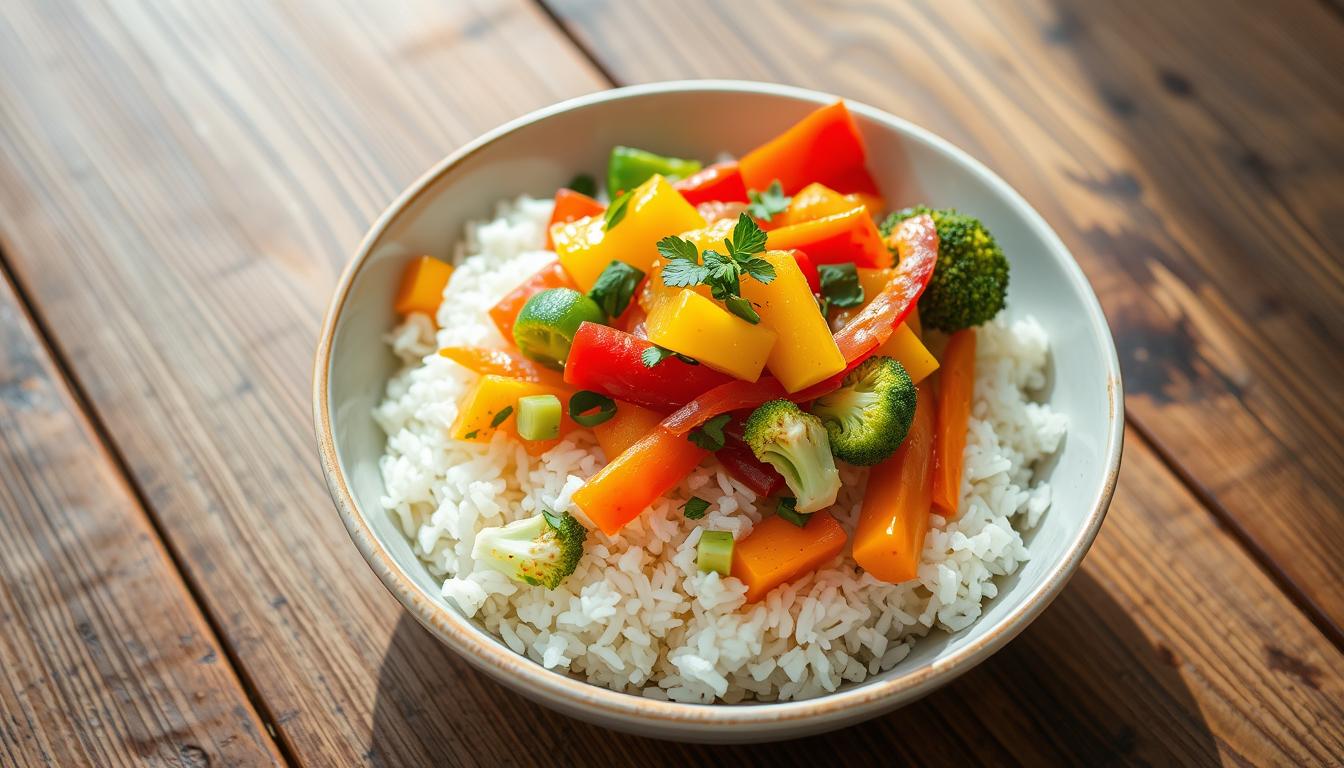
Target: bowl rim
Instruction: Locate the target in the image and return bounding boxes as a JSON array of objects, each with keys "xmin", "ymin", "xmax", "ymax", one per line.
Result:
[{"xmin": 313, "ymin": 79, "xmax": 1124, "ymax": 728}]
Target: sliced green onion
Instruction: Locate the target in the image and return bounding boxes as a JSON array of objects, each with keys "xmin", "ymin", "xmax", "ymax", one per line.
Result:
[
  {"xmin": 569, "ymin": 390, "xmax": 617, "ymax": 427},
  {"xmin": 776, "ymin": 496, "xmax": 811, "ymax": 528},
  {"xmin": 516, "ymin": 394, "xmax": 561, "ymax": 441},
  {"xmin": 489, "ymin": 406, "xmax": 513, "ymax": 429},
  {"xmin": 697, "ymin": 530, "xmax": 734, "ymax": 576}
]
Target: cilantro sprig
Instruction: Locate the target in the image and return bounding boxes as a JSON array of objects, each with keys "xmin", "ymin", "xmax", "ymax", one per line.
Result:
[
  {"xmin": 640, "ymin": 344, "xmax": 699, "ymax": 368},
  {"xmin": 746, "ymin": 180, "xmax": 791, "ymax": 222},
  {"xmin": 655, "ymin": 213, "xmax": 776, "ymax": 324}
]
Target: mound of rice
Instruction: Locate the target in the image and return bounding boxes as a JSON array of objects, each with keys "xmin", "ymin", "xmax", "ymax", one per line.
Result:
[{"xmin": 374, "ymin": 197, "xmax": 1066, "ymax": 703}]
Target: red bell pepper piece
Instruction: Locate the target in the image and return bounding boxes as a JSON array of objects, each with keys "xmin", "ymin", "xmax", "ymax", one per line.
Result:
[
  {"xmin": 790, "ymin": 249, "xmax": 822, "ymax": 294},
  {"xmin": 659, "ymin": 214, "xmax": 938, "ymax": 435},
  {"xmin": 739, "ymin": 101, "xmax": 876, "ymax": 196},
  {"xmin": 766, "ymin": 207, "xmax": 891, "ymax": 268},
  {"xmin": 544, "ymin": 188, "xmax": 605, "ymax": 249},
  {"xmin": 674, "ymin": 161, "xmax": 749, "ymax": 205},
  {"xmin": 488, "ymin": 261, "xmax": 578, "ymax": 342},
  {"xmin": 563, "ymin": 322, "xmax": 736, "ymax": 411}
]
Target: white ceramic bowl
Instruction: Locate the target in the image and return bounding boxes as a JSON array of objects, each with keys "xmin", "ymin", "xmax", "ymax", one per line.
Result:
[{"xmin": 314, "ymin": 81, "xmax": 1123, "ymax": 742}]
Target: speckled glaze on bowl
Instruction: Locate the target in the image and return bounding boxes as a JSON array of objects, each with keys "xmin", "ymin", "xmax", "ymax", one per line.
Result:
[{"xmin": 314, "ymin": 81, "xmax": 1123, "ymax": 743}]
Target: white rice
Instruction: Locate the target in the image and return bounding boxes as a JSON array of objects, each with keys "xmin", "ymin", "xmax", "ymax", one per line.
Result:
[{"xmin": 374, "ymin": 197, "xmax": 1066, "ymax": 703}]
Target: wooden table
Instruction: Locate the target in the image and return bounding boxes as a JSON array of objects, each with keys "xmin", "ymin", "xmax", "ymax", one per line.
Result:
[{"xmin": 0, "ymin": 1, "xmax": 1340, "ymax": 764}]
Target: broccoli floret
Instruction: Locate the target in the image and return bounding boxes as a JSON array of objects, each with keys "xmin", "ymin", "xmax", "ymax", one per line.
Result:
[
  {"xmin": 471, "ymin": 509, "xmax": 586, "ymax": 589},
  {"xmin": 812, "ymin": 356, "xmax": 917, "ymax": 466},
  {"xmin": 743, "ymin": 400, "xmax": 841, "ymax": 513},
  {"xmin": 881, "ymin": 206, "xmax": 1008, "ymax": 332}
]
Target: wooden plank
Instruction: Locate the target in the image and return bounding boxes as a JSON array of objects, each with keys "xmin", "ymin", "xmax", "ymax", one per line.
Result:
[
  {"xmin": 541, "ymin": 0, "xmax": 1344, "ymax": 640},
  {"xmin": 0, "ymin": 268, "xmax": 282, "ymax": 766},
  {"xmin": 0, "ymin": 0, "xmax": 1339, "ymax": 765}
]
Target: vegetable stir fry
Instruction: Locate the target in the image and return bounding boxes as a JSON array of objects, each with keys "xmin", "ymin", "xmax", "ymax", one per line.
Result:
[{"xmin": 394, "ymin": 101, "xmax": 1009, "ymax": 600}]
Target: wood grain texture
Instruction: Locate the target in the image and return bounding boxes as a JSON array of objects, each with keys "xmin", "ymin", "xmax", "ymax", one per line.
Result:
[
  {"xmin": 0, "ymin": 0, "xmax": 1340, "ymax": 764},
  {"xmin": 542, "ymin": 0, "xmax": 1344, "ymax": 641},
  {"xmin": 0, "ymin": 268, "xmax": 281, "ymax": 766}
]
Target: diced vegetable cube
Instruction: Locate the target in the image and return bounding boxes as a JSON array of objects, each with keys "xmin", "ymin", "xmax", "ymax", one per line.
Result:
[
  {"xmin": 738, "ymin": 251, "xmax": 845, "ymax": 392},
  {"xmin": 697, "ymin": 530, "xmax": 734, "ymax": 576},
  {"xmin": 516, "ymin": 394, "xmax": 562, "ymax": 441},
  {"xmin": 394, "ymin": 255, "xmax": 454, "ymax": 317},
  {"xmin": 731, "ymin": 512, "xmax": 847, "ymax": 602},
  {"xmin": 551, "ymin": 175, "xmax": 705, "ymax": 291},
  {"xmin": 644, "ymin": 289, "xmax": 777, "ymax": 382}
]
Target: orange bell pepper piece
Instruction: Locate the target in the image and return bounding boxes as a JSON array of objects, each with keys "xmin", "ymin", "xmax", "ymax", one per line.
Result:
[
  {"xmin": 572, "ymin": 430, "xmax": 707, "ymax": 536},
  {"xmin": 488, "ymin": 261, "xmax": 578, "ymax": 342},
  {"xmin": 544, "ymin": 188, "xmax": 605, "ymax": 249},
  {"xmin": 438, "ymin": 346, "xmax": 567, "ymax": 387},
  {"xmin": 451, "ymin": 375, "xmax": 577, "ymax": 456},
  {"xmin": 932, "ymin": 329, "xmax": 976, "ymax": 516},
  {"xmin": 592, "ymin": 401, "xmax": 665, "ymax": 459},
  {"xmin": 394, "ymin": 256, "xmax": 454, "ymax": 317},
  {"xmin": 765, "ymin": 207, "xmax": 891, "ymax": 268},
  {"xmin": 731, "ymin": 512, "xmax": 847, "ymax": 603},
  {"xmin": 739, "ymin": 101, "xmax": 875, "ymax": 196},
  {"xmin": 853, "ymin": 384, "xmax": 935, "ymax": 583},
  {"xmin": 778, "ymin": 182, "xmax": 875, "ymax": 227}
]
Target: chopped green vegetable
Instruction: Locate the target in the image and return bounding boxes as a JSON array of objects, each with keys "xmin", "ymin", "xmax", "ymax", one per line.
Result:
[
  {"xmin": 812, "ymin": 356, "xmax": 917, "ymax": 466},
  {"xmin": 471, "ymin": 509, "xmax": 587, "ymax": 589},
  {"xmin": 463, "ymin": 430, "xmax": 479, "ymax": 440},
  {"xmin": 681, "ymin": 497, "xmax": 711, "ymax": 520},
  {"xmin": 607, "ymin": 145, "xmax": 702, "ymax": 197},
  {"xmin": 746, "ymin": 180, "xmax": 791, "ymax": 222},
  {"xmin": 818, "ymin": 262, "xmax": 864, "ymax": 317},
  {"xmin": 566, "ymin": 173, "xmax": 597, "ymax": 197},
  {"xmin": 776, "ymin": 496, "xmax": 811, "ymax": 528},
  {"xmin": 604, "ymin": 190, "xmax": 633, "ymax": 231},
  {"xmin": 640, "ymin": 344, "xmax": 699, "ymax": 368},
  {"xmin": 687, "ymin": 413, "xmax": 731, "ymax": 451},
  {"xmin": 696, "ymin": 530, "xmax": 734, "ymax": 576},
  {"xmin": 881, "ymin": 206, "xmax": 1009, "ymax": 332},
  {"xmin": 568, "ymin": 390, "xmax": 617, "ymax": 427},
  {"xmin": 587, "ymin": 260, "xmax": 645, "ymax": 319},
  {"xmin": 513, "ymin": 287, "xmax": 607, "ymax": 368},
  {"xmin": 516, "ymin": 394, "xmax": 562, "ymax": 441},
  {"xmin": 743, "ymin": 399, "xmax": 841, "ymax": 513},
  {"xmin": 656, "ymin": 213, "xmax": 776, "ymax": 324},
  {"xmin": 490, "ymin": 406, "xmax": 514, "ymax": 429}
]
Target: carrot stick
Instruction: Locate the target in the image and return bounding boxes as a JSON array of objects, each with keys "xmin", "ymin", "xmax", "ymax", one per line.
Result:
[
  {"xmin": 592, "ymin": 401, "xmax": 665, "ymax": 459},
  {"xmin": 853, "ymin": 384, "xmax": 935, "ymax": 583},
  {"xmin": 931, "ymin": 329, "xmax": 976, "ymax": 516},
  {"xmin": 731, "ymin": 513, "xmax": 847, "ymax": 603},
  {"xmin": 572, "ymin": 430, "xmax": 707, "ymax": 536}
]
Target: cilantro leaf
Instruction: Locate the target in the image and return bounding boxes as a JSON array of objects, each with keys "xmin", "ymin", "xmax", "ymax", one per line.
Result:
[
  {"xmin": 587, "ymin": 260, "xmax": 645, "ymax": 318},
  {"xmin": 656, "ymin": 235, "xmax": 701, "ymax": 263},
  {"xmin": 687, "ymin": 413, "xmax": 731, "ymax": 451},
  {"xmin": 818, "ymin": 262, "xmax": 864, "ymax": 311},
  {"xmin": 489, "ymin": 406, "xmax": 513, "ymax": 428},
  {"xmin": 640, "ymin": 344, "xmax": 699, "ymax": 368},
  {"xmin": 746, "ymin": 180, "xmax": 791, "ymax": 222},
  {"xmin": 728, "ymin": 212, "xmax": 768, "ymax": 259},
  {"xmin": 740, "ymin": 257, "xmax": 777, "ymax": 285},
  {"xmin": 604, "ymin": 190, "xmax": 633, "ymax": 231},
  {"xmin": 566, "ymin": 173, "xmax": 597, "ymax": 197},
  {"xmin": 681, "ymin": 497, "xmax": 711, "ymax": 520},
  {"xmin": 657, "ymin": 236, "xmax": 710, "ymax": 288}
]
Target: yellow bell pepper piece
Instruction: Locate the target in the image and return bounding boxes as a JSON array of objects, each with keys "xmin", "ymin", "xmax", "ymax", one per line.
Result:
[
  {"xmin": 394, "ymin": 255, "xmax": 454, "ymax": 317},
  {"xmin": 739, "ymin": 251, "xmax": 845, "ymax": 392},
  {"xmin": 645, "ymin": 289, "xmax": 776, "ymax": 381},
  {"xmin": 777, "ymin": 183, "xmax": 873, "ymax": 227},
  {"xmin": 638, "ymin": 218, "xmax": 730, "ymax": 313},
  {"xmin": 875, "ymin": 323, "xmax": 939, "ymax": 384},
  {"xmin": 592, "ymin": 401, "xmax": 665, "ymax": 459},
  {"xmin": 451, "ymin": 375, "xmax": 576, "ymax": 456},
  {"xmin": 551, "ymin": 175, "xmax": 705, "ymax": 291},
  {"xmin": 854, "ymin": 267, "xmax": 895, "ymax": 314}
]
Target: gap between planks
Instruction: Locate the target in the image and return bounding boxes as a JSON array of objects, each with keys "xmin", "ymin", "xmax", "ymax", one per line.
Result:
[
  {"xmin": 527, "ymin": 0, "xmax": 1344, "ymax": 654},
  {"xmin": 0, "ymin": 241, "xmax": 302, "ymax": 768}
]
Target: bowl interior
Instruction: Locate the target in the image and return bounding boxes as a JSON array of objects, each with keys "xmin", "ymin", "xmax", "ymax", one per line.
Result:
[{"xmin": 321, "ymin": 83, "xmax": 1119, "ymax": 725}]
